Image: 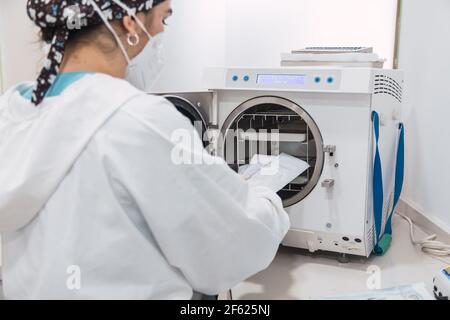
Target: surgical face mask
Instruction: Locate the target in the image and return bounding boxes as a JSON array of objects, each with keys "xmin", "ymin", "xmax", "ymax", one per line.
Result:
[
  {"xmin": 89, "ymin": 0, "xmax": 165, "ymax": 91},
  {"xmin": 125, "ymin": 32, "xmax": 165, "ymax": 92}
]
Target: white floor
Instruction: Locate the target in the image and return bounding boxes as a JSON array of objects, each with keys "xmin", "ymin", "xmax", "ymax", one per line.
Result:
[
  {"xmin": 0, "ymin": 215, "xmax": 448, "ymax": 300},
  {"xmin": 231, "ymin": 215, "xmax": 449, "ymax": 300}
]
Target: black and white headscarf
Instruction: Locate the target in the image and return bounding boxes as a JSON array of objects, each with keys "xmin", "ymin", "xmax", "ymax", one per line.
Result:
[{"xmin": 27, "ymin": 0, "xmax": 165, "ymax": 106}]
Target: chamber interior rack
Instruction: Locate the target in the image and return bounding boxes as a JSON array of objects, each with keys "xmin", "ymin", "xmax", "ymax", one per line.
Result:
[{"xmin": 231, "ymin": 110, "xmax": 316, "ymax": 195}]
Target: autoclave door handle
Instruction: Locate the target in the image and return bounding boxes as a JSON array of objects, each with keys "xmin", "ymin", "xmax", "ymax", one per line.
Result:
[
  {"xmin": 321, "ymin": 179, "xmax": 335, "ymax": 188},
  {"xmin": 323, "ymin": 145, "xmax": 336, "ymax": 156}
]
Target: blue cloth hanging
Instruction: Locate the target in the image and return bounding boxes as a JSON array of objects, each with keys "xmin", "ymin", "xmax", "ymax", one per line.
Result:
[{"xmin": 372, "ymin": 111, "xmax": 405, "ymax": 256}]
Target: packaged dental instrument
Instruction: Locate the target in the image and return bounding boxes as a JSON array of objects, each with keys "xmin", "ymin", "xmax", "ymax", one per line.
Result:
[{"xmin": 239, "ymin": 153, "xmax": 309, "ymax": 192}]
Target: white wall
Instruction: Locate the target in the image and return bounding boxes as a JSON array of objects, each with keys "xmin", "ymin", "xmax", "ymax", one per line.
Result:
[
  {"xmin": 0, "ymin": 0, "xmax": 42, "ymax": 93},
  {"xmin": 225, "ymin": 0, "xmax": 398, "ymax": 68},
  {"xmin": 156, "ymin": 0, "xmax": 398, "ymax": 92},
  {"xmin": 151, "ymin": 0, "xmax": 227, "ymax": 93},
  {"xmin": 398, "ymin": 0, "xmax": 450, "ymax": 229},
  {"xmin": 0, "ymin": 0, "xmax": 397, "ymax": 92}
]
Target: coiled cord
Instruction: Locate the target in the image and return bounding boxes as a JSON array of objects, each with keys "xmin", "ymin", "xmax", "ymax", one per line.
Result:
[{"xmin": 396, "ymin": 212, "xmax": 450, "ymax": 259}]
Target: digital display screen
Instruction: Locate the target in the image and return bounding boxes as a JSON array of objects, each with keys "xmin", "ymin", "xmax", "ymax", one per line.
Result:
[{"xmin": 257, "ymin": 74, "xmax": 306, "ymax": 85}]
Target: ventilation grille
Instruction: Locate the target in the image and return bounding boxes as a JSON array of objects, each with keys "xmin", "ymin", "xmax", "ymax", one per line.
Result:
[{"xmin": 373, "ymin": 74, "xmax": 403, "ymax": 103}]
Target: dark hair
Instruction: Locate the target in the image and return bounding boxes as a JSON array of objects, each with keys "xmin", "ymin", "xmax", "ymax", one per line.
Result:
[
  {"xmin": 39, "ymin": 10, "xmax": 153, "ymax": 53},
  {"xmin": 40, "ymin": 22, "xmax": 121, "ymax": 54},
  {"xmin": 41, "ymin": 23, "xmax": 103, "ymax": 44}
]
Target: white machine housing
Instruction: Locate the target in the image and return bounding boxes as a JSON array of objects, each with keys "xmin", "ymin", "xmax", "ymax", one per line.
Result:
[
  {"xmin": 163, "ymin": 67, "xmax": 403, "ymax": 257},
  {"xmin": 207, "ymin": 67, "xmax": 404, "ymax": 257}
]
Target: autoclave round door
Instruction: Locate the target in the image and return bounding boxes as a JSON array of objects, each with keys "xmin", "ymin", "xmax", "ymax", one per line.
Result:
[
  {"xmin": 165, "ymin": 95, "xmax": 209, "ymax": 147},
  {"xmin": 221, "ymin": 96, "xmax": 324, "ymax": 207}
]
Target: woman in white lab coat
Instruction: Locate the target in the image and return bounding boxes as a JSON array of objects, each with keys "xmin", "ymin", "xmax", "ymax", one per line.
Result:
[{"xmin": 0, "ymin": 0, "xmax": 289, "ymax": 299}]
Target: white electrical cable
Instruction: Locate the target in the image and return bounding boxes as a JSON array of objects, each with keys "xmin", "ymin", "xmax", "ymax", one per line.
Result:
[{"xmin": 395, "ymin": 212, "xmax": 450, "ymax": 258}]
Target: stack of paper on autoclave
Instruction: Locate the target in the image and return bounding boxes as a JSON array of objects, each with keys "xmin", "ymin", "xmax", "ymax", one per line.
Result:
[{"xmin": 281, "ymin": 46, "xmax": 386, "ymax": 68}]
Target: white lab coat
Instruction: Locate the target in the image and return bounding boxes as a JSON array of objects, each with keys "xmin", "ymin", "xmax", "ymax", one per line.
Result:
[{"xmin": 0, "ymin": 73, "xmax": 290, "ymax": 299}]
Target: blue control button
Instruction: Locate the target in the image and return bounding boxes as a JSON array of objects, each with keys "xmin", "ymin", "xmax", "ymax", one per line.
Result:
[
  {"xmin": 243, "ymin": 75, "xmax": 250, "ymax": 82},
  {"xmin": 232, "ymin": 75, "xmax": 239, "ymax": 82},
  {"xmin": 315, "ymin": 76, "xmax": 321, "ymax": 83},
  {"xmin": 327, "ymin": 77, "xmax": 334, "ymax": 84}
]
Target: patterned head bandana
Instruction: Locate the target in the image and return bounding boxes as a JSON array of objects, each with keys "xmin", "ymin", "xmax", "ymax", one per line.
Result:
[{"xmin": 27, "ymin": 0, "xmax": 166, "ymax": 106}]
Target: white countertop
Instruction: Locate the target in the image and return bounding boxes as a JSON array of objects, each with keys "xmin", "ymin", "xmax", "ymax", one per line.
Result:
[{"xmin": 231, "ymin": 215, "xmax": 449, "ymax": 300}]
